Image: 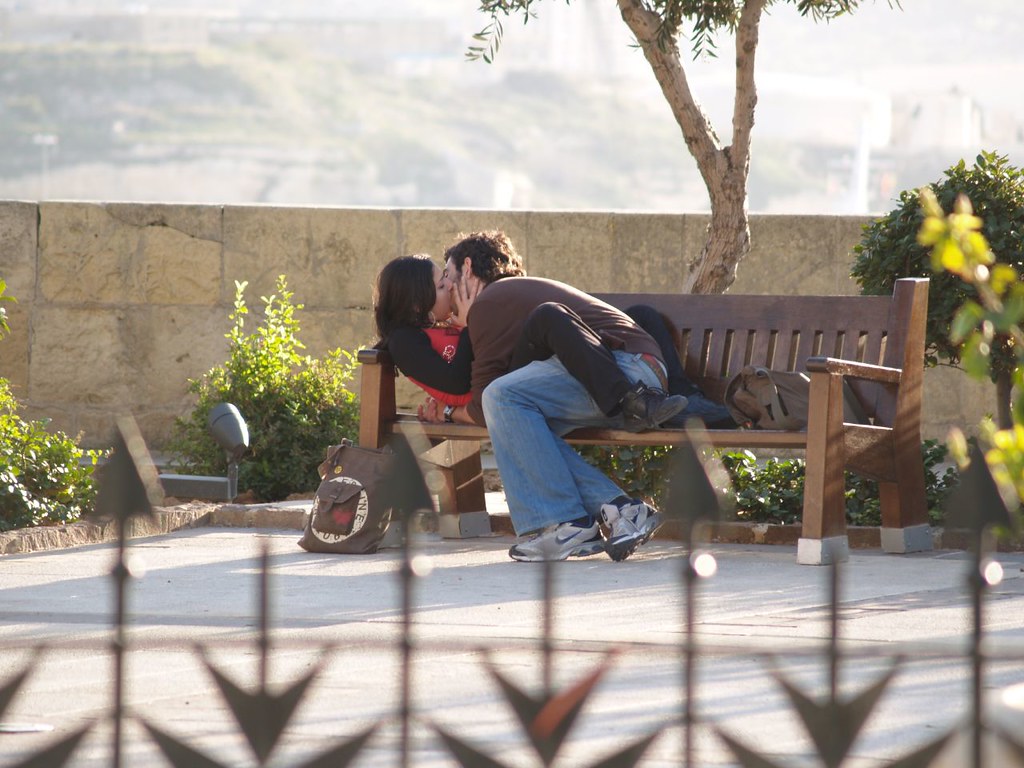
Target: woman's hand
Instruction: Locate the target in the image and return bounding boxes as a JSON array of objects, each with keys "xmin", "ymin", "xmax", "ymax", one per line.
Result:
[
  {"xmin": 417, "ymin": 396, "xmax": 444, "ymax": 423},
  {"xmin": 449, "ymin": 275, "xmax": 482, "ymax": 328}
]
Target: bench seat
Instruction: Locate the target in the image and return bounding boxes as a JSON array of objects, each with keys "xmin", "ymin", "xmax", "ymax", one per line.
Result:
[{"xmin": 385, "ymin": 416, "xmax": 809, "ymax": 448}]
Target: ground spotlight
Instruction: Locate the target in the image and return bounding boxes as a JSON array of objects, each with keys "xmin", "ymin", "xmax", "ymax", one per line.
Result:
[{"xmin": 207, "ymin": 403, "xmax": 249, "ymax": 500}]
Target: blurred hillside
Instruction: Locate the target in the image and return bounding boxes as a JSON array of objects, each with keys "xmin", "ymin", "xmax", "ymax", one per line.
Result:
[
  {"xmin": 0, "ymin": 44, "xmax": 710, "ymax": 211},
  {"xmin": 1, "ymin": 0, "xmax": 1021, "ymax": 214}
]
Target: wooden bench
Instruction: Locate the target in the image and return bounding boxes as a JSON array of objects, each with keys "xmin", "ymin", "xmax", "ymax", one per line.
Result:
[{"xmin": 357, "ymin": 278, "xmax": 931, "ymax": 565}]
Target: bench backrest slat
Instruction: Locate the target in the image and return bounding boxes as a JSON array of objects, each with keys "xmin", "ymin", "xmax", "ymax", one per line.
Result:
[
  {"xmin": 596, "ymin": 280, "xmax": 928, "ymax": 425},
  {"xmin": 596, "ymin": 293, "xmax": 893, "ymax": 374}
]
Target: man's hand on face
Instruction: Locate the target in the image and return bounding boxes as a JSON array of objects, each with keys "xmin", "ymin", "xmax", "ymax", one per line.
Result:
[{"xmin": 449, "ymin": 272, "xmax": 482, "ymax": 328}]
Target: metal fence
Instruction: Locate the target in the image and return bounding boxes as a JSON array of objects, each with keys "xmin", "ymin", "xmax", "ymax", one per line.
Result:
[{"xmin": 2, "ymin": 424, "xmax": 1023, "ymax": 768}]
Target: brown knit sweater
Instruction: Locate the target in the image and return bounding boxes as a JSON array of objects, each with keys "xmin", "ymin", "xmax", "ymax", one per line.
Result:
[{"xmin": 465, "ymin": 276, "xmax": 661, "ymax": 425}]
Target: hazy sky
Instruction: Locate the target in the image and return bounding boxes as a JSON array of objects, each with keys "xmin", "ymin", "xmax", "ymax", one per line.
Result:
[
  {"xmin": 7, "ymin": 0, "xmax": 1022, "ymax": 213},
  {"xmin": 452, "ymin": 0, "xmax": 1024, "ymax": 212},
  {"xmin": 489, "ymin": 0, "xmax": 1024, "ymax": 122}
]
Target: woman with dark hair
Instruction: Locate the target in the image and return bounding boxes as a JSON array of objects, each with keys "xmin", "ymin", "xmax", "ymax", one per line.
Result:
[{"xmin": 373, "ymin": 253, "xmax": 475, "ymax": 408}]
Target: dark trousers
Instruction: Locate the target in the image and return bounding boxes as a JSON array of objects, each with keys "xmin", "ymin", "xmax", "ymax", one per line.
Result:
[
  {"xmin": 508, "ymin": 301, "xmax": 717, "ymax": 420},
  {"xmin": 626, "ymin": 304, "xmax": 736, "ymax": 427},
  {"xmin": 509, "ymin": 302, "xmax": 631, "ymax": 415},
  {"xmin": 623, "ymin": 304, "xmax": 700, "ymax": 397}
]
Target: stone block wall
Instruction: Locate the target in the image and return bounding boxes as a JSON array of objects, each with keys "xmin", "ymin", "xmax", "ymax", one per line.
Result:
[{"xmin": 0, "ymin": 200, "xmax": 992, "ymax": 449}]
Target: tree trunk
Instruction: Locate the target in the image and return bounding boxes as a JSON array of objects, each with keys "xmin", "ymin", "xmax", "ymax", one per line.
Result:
[
  {"xmin": 689, "ymin": 182, "xmax": 751, "ymax": 294},
  {"xmin": 617, "ymin": 0, "xmax": 765, "ymax": 295}
]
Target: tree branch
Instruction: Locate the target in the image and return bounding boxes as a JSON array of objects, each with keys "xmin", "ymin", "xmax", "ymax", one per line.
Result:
[
  {"xmin": 729, "ymin": 0, "xmax": 767, "ymax": 177},
  {"xmin": 616, "ymin": 0, "xmax": 723, "ymax": 192}
]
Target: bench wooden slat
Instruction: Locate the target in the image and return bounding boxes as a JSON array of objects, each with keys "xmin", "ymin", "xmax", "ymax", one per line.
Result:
[
  {"xmin": 706, "ymin": 328, "xmax": 732, "ymax": 378},
  {"xmin": 726, "ymin": 329, "xmax": 749, "ymax": 378},
  {"xmin": 748, "ymin": 329, "xmax": 773, "ymax": 372},
  {"xmin": 796, "ymin": 329, "xmax": 820, "ymax": 370},
  {"xmin": 858, "ymin": 329, "xmax": 882, "ymax": 364},
  {"xmin": 684, "ymin": 328, "xmax": 708, "ymax": 379},
  {"xmin": 390, "ymin": 415, "xmax": 810, "ymax": 449}
]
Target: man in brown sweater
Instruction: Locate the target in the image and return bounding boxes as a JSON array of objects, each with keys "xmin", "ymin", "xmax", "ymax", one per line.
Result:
[{"xmin": 426, "ymin": 230, "xmax": 681, "ymax": 562}]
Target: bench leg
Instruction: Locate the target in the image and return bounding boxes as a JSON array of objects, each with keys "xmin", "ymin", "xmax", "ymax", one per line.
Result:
[
  {"xmin": 419, "ymin": 440, "xmax": 491, "ymax": 539},
  {"xmin": 879, "ymin": 483, "xmax": 933, "ymax": 553},
  {"xmin": 358, "ymin": 359, "xmax": 395, "ymax": 450},
  {"xmin": 800, "ymin": 372, "xmax": 849, "ymax": 565},
  {"xmin": 878, "ymin": 432, "xmax": 933, "ymax": 553}
]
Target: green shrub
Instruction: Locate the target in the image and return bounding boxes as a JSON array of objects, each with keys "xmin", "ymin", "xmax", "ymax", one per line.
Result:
[
  {"xmin": 582, "ymin": 440, "xmax": 958, "ymax": 527},
  {"xmin": 581, "ymin": 444, "xmax": 675, "ymax": 509},
  {"xmin": 720, "ymin": 450, "xmax": 806, "ymax": 524},
  {"xmin": 851, "ymin": 151, "xmax": 1024, "ymax": 425},
  {"xmin": 0, "ymin": 374, "xmax": 100, "ymax": 532},
  {"xmin": 0, "ymin": 280, "xmax": 99, "ymax": 531},
  {"xmin": 0, "ymin": 278, "xmax": 11, "ymax": 338},
  {"xmin": 167, "ymin": 276, "xmax": 360, "ymax": 501},
  {"xmin": 919, "ymin": 188, "xmax": 1024, "ymax": 526}
]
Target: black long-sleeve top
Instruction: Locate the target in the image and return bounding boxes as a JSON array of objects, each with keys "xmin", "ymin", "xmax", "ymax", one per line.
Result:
[{"xmin": 385, "ymin": 326, "xmax": 474, "ymax": 396}]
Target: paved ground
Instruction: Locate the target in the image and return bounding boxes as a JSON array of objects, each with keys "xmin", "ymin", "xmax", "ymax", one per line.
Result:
[{"xmin": 1, "ymin": 496, "xmax": 1024, "ymax": 767}]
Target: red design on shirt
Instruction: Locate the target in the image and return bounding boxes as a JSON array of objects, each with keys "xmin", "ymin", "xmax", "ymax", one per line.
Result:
[{"xmin": 408, "ymin": 326, "xmax": 472, "ymax": 406}]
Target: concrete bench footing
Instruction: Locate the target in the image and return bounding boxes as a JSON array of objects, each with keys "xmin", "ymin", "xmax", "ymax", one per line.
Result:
[
  {"xmin": 798, "ymin": 535, "xmax": 850, "ymax": 565},
  {"xmin": 881, "ymin": 524, "xmax": 933, "ymax": 554},
  {"xmin": 439, "ymin": 510, "xmax": 492, "ymax": 539}
]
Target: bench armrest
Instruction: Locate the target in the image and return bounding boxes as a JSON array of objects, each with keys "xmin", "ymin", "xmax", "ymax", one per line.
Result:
[
  {"xmin": 358, "ymin": 347, "xmax": 397, "ymax": 448},
  {"xmin": 358, "ymin": 347, "xmax": 392, "ymax": 366},
  {"xmin": 805, "ymin": 356, "xmax": 902, "ymax": 384}
]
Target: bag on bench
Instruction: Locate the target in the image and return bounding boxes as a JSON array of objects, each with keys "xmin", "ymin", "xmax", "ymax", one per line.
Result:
[
  {"xmin": 298, "ymin": 439, "xmax": 393, "ymax": 554},
  {"xmin": 724, "ymin": 365, "xmax": 867, "ymax": 430}
]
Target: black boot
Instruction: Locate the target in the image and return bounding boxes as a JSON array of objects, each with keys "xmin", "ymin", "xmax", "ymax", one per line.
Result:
[{"xmin": 620, "ymin": 382, "xmax": 688, "ymax": 432}]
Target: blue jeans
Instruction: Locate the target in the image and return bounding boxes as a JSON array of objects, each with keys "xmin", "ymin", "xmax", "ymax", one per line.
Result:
[
  {"xmin": 678, "ymin": 392, "xmax": 735, "ymax": 425},
  {"xmin": 482, "ymin": 350, "xmax": 663, "ymax": 535}
]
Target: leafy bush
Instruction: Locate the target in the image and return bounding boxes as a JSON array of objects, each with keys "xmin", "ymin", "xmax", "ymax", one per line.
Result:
[
  {"xmin": 851, "ymin": 151, "xmax": 1024, "ymax": 425},
  {"xmin": 0, "ymin": 278, "xmax": 11, "ymax": 338},
  {"xmin": 167, "ymin": 276, "xmax": 360, "ymax": 501},
  {"xmin": 581, "ymin": 444, "xmax": 675, "ymax": 509},
  {"xmin": 582, "ymin": 440, "xmax": 958, "ymax": 527},
  {"xmin": 0, "ymin": 280, "xmax": 99, "ymax": 531},
  {"xmin": 0, "ymin": 371, "xmax": 99, "ymax": 532},
  {"xmin": 919, "ymin": 188, "xmax": 1024, "ymax": 526},
  {"xmin": 720, "ymin": 450, "xmax": 806, "ymax": 524}
]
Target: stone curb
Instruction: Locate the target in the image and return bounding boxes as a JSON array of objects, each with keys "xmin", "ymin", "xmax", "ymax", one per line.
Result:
[
  {"xmin": 1, "ymin": 504, "xmax": 1016, "ymax": 556},
  {"xmin": 0, "ymin": 503, "xmax": 310, "ymax": 555}
]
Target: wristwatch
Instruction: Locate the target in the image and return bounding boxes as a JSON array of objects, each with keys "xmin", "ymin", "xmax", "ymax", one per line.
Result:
[{"xmin": 443, "ymin": 404, "xmax": 455, "ymax": 423}]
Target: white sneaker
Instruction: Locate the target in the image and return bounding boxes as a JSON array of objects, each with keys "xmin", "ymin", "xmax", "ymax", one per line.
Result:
[
  {"xmin": 600, "ymin": 498, "xmax": 663, "ymax": 561},
  {"xmin": 508, "ymin": 520, "xmax": 606, "ymax": 562}
]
